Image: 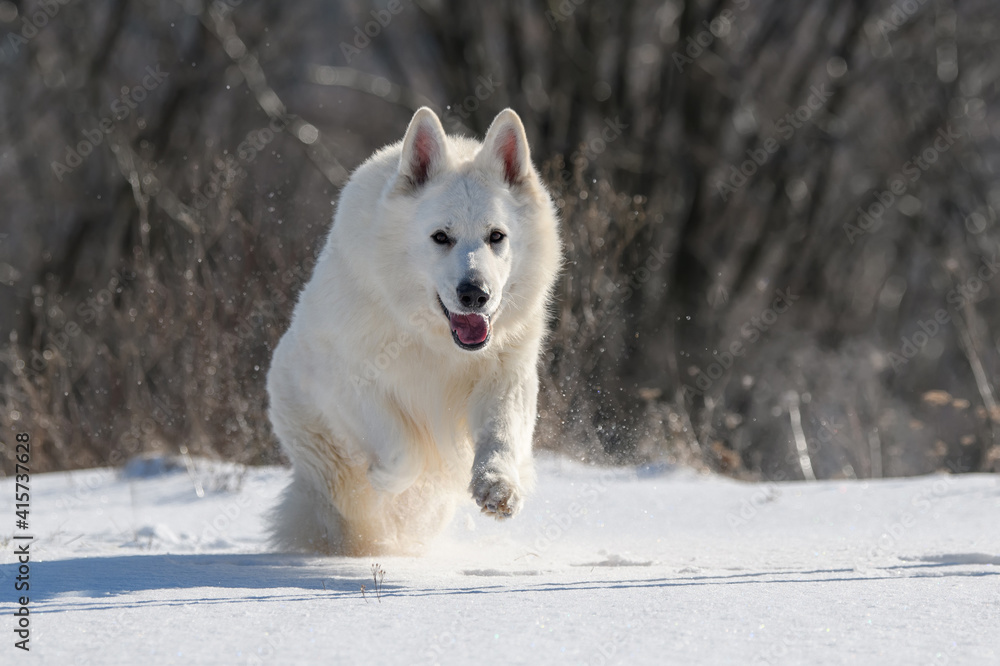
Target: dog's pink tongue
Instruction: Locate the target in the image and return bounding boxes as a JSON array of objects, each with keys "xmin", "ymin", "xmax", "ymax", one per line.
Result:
[{"xmin": 449, "ymin": 313, "xmax": 490, "ymax": 345}]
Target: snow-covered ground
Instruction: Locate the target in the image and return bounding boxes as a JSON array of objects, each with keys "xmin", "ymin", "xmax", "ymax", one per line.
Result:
[{"xmin": 1, "ymin": 454, "xmax": 998, "ymax": 665}]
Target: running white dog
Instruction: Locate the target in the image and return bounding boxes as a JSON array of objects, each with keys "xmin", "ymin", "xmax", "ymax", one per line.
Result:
[{"xmin": 267, "ymin": 107, "xmax": 561, "ymax": 555}]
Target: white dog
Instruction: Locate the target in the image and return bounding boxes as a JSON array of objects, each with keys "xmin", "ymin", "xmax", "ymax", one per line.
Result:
[{"xmin": 266, "ymin": 107, "xmax": 561, "ymax": 555}]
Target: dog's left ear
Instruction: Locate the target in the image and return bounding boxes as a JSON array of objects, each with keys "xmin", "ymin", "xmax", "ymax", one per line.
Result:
[{"xmin": 477, "ymin": 109, "xmax": 532, "ymax": 187}]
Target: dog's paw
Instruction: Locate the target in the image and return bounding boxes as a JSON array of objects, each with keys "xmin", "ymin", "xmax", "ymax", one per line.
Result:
[{"xmin": 469, "ymin": 466, "xmax": 522, "ymax": 519}]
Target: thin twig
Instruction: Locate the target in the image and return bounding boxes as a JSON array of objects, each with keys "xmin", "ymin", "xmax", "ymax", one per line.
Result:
[
  {"xmin": 371, "ymin": 563, "xmax": 385, "ymax": 603},
  {"xmin": 197, "ymin": 2, "xmax": 349, "ymax": 186},
  {"xmin": 307, "ymin": 65, "xmax": 436, "ymax": 112},
  {"xmin": 954, "ymin": 311, "xmax": 998, "ymax": 414},
  {"xmin": 786, "ymin": 391, "xmax": 816, "ymax": 481},
  {"xmin": 954, "ymin": 308, "xmax": 1000, "ymax": 463}
]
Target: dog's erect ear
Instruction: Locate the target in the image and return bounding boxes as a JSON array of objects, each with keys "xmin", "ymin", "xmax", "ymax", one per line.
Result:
[
  {"xmin": 397, "ymin": 107, "xmax": 449, "ymax": 189},
  {"xmin": 477, "ymin": 109, "xmax": 531, "ymax": 187}
]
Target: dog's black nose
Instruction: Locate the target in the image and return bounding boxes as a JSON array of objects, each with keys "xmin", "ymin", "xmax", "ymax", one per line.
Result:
[{"xmin": 457, "ymin": 282, "xmax": 490, "ymax": 310}]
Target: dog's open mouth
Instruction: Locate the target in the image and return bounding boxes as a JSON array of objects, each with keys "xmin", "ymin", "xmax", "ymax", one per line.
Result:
[{"xmin": 438, "ymin": 298, "xmax": 491, "ymax": 350}]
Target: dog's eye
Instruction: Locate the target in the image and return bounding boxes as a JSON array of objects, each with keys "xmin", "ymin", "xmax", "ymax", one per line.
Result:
[
  {"xmin": 489, "ymin": 230, "xmax": 506, "ymax": 244},
  {"xmin": 431, "ymin": 231, "xmax": 450, "ymax": 245}
]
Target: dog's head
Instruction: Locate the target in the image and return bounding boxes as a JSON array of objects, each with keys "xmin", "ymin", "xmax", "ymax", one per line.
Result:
[{"xmin": 382, "ymin": 107, "xmax": 558, "ymax": 354}]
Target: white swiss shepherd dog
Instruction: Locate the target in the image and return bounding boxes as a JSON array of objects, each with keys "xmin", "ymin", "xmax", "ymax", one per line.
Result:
[{"xmin": 267, "ymin": 107, "xmax": 561, "ymax": 555}]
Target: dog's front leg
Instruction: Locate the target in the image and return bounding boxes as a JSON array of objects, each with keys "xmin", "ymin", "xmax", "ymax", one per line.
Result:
[
  {"xmin": 468, "ymin": 356, "xmax": 540, "ymax": 519},
  {"xmin": 354, "ymin": 395, "xmax": 423, "ymax": 495}
]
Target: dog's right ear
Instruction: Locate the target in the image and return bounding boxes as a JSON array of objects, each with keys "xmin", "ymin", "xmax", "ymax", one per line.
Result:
[{"xmin": 396, "ymin": 107, "xmax": 449, "ymax": 191}]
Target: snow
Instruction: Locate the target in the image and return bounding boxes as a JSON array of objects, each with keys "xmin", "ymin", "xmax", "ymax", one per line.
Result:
[{"xmin": 2, "ymin": 455, "xmax": 998, "ymax": 665}]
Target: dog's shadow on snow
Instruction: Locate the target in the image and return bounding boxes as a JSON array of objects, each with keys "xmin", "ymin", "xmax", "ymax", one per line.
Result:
[
  {"xmin": 6, "ymin": 552, "xmax": 998, "ymax": 611},
  {"xmin": 2, "ymin": 553, "xmax": 375, "ymax": 608}
]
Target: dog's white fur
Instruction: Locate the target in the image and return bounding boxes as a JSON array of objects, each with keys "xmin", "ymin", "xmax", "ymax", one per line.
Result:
[{"xmin": 267, "ymin": 107, "xmax": 561, "ymax": 555}]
